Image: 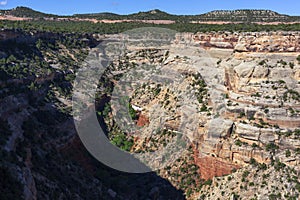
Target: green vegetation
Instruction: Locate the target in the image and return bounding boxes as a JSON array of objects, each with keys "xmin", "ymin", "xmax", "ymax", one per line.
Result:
[
  {"xmin": 266, "ymin": 142, "xmax": 279, "ymax": 152},
  {"xmin": 2, "ymin": 7, "xmax": 300, "ymax": 199},
  {"xmin": 252, "ymin": 92, "xmax": 262, "ymax": 98},
  {"xmin": 235, "ymin": 139, "xmax": 248, "ymax": 147},
  {"xmin": 238, "ymin": 112, "xmax": 246, "ymax": 118},
  {"xmin": 111, "ymin": 133, "xmax": 134, "ymax": 151},
  {"xmin": 286, "ymin": 149, "xmax": 291, "ymax": 157},
  {"xmin": 161, "ymin": 146, "xmax": 201, "ymax": 197},
  {"xmin": 273, "ymin": 159, "xmax": 286, "ymax": 171},
  {"xmin": 297, "ymin": 55, "xmax": 300, "ymax": 64},
  {"xmin": 294, "ymin": 129, "xmax": 300, "ymax": 138},
  {"xmin": 200, "ymin": 104, "xmax": 208, "ymax": 112},
  {"xmin": 203, "ymin": 179, "xmax": 213, "ymax": 186},
  {"xmin": 283, "ymin": 89, "xmax": 300, "ymax": 102},
  {"xmin": 2, "ymin": 7, "xmax": 300, "ymax": 23},
  {"xmin": 189, "ymin": 73, "xmax": 208, "ymax": 108},
  {"xmin": 231, "ymin": 193, "xmax": 240, "ymax": 200},
  {"xmin": 268, "ymin": 193, "xmax": 281, "ymax": 200},
  {"xmin": 0, "ymin": 32, "xmax": 88, "ymax": 81},
  {"xmin": 3, "ymin": 19, "xmax": 300, "ymax": 35},
  {"xmin": 242, "ymin": 170, "xmax": 250, "ymax": 177},
  {"xmin": 0, "ymin": 6, "xmax": 59, "ymax": 18},
  {"xmin": 102, "ymin": 103, "xmax": 111, "ymax": 118},
  {"xmin": 128, "ymin": 103, "xmax": 137, "ymax": 120},
  {"xmin": 277, "ymin": 59, "xmax": 287, "ymax": 66},
  {"xmin": 258, "ymin": 59, "xmax": 267, "ymax": 65},
  {"xmin": 153, "ymin": 84, "xmax": 162, "ymax": 96},
  {"xmin": 235, "ymin": 139, "xmax": 243, "ymax": 147}
]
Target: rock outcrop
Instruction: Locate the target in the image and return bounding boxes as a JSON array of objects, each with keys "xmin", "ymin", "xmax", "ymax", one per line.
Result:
[{"xmin": 190, "ymin": 31, "xmax": 300, "ymax": 52}]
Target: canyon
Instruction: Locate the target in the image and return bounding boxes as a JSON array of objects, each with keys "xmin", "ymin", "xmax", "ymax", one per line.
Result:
[
  {"xmin": 1, "ymin": 27, "xmax": 300, "ymax": 199},
  {"xmin": 81, "ymin": 29, "xmax": 300, "ymax": 198}
]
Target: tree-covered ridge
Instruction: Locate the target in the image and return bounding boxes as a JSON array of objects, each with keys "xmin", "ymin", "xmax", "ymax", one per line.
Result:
[
  {"xmin": 2, "ymin": 20, "xmax": 300, "ymax": 34},
  {"xmin": 196, "ymin": 9, "xmax": 297, "ymax": 22},
  {"xmin": 73, "ymin": 9, "xmax": 173, "ymax": 20},
  {"xmin": 1, "ymin": 7, "xmax": 300, "ymax": 23},
  {"xmin": 0, "ymin": 6, "xmax": 60, "ymax": 18},
  {"xmin": 62, "ymin": 9, "xmax": 300, "ymax": 22}
]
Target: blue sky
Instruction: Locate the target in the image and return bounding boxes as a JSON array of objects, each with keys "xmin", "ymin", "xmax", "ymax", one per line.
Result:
[{"xmin": 1, "ymin": 0, "xmax": 300, "ymax": 16}]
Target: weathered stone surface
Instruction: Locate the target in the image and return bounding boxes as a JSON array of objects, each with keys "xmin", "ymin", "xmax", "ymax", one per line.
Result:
[
  {"xmin": 259, "ymin": 131, "xmax": 277, "ymax": 144},
  {"xmin": 195, "ymin": 156, "xmax": 240, "ymax": 180},
  {"xmin": 207, "ymin": 119, "xmax": 234, "ymax": 139},
  {"xmin": 234, "ymin": 62, "xmax": 255, "ymax": 78},
  {"xmin": 234, "ymin": 43, "xmax": 247, "ymax": 52},
  {"xmin": 235, "ymin": 123, "xmax": 260, "ymax": 142},
  {"xmin": 252, "ymin": 65, "xmax": 269, "ymax": 78},
  {"xmin": 194, "ymin": 31, "xmax": 300, "ymax": 52}
]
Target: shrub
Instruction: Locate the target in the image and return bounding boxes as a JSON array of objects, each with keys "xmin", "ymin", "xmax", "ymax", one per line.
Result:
[
  {"xmin": 297, "ymin": 55, "xmax": 300, "ymax": 64},
  {"xmin": 286, "ymin": 150, "xmax": 291, "ymax": 157},
  {"xmin": 269, "ymin": 193, "xmax": 281, "ymax": 200},
  {"xmin": 294, "ymin": 129, "xmax": 300, "ymax": 138},
  {"xmin": 111, "ymin": 134, "xmax": 133, "ymax": 152},
  {"xmin": 200, "ymin": 104, "xmax": 208, "ymax": 112},
  {"xmin": 128, "ymin": 103, "xmax": 137, "ymax": 120},
  {"xmin": 259, "ymin": 60, "xmax": 266, "ymax": 65},
  {"xmin": 258, "ymin": 163, "xmax": 267, "ymax": 170},
  {"xmin": 238, "ymin": 112, "xmax": 245, "ymax": 118},
  {"xmin": 251, "ymin": 143, "xmax": 259, "ymax": 148},
  {"xmin": 235, "ymin": 139, "xmax": 243, "ymax": 147},
  {"xmin": 242, "ymin": 170, "xmax": 250, "ymax": 178},
  {"xmin": 274, "ymin": 159, "xmax": 286, "ymax": 171},
  {"xmin": 266, "ymin": 142, "xmax": 279, "ymax": 152},
  {"xmin": 186, "ymin": 188, "xmax": 192, "ymax": 197},
  {"xmin": 203, "ymin": 179, "xmax": 212, "ymax": 186},
  {"xmin": 250, "ymin": 158, "xmax": 257, "ymax": 165},
  {"xmin": 231, "ymin": 192, "xmax": 240, "ymax": 200},
  {"xmin": 295, "ymin": 148, "xmax": 300, "ymax": 154},
  {"xmin": 295, "ymin": 183, "xmax": 300, "ymax": 192}
]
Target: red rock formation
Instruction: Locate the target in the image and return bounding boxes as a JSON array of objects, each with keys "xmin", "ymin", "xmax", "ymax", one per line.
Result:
[
  {"xmin": 192, "ymin": 145, "xmax": 240, "ymax": 180},
  {"xmin": 136, "ymin": 113, "xmax": 149, "ymax": 127},
  {"xmin": 196, "ymin": 156, "xmax": 240, "ymax": 180}
]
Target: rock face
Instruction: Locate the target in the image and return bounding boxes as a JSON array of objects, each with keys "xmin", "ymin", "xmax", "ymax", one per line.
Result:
[
  {"xmin": 136, "ymin": 113, "xmax": 149, "ymax": 127},
  {"xmin": 195, "ymin": 155, "xmax": 240, "ymax": 180},
  {"xmin": 0, "ymin": 30, "xmax": 186, "ymax": 200},
  {"xmin": 2, "ymin": 29, "xmax": 300, "ymax": 199},
  {"xmin": 191, "ymin": 31, "xmax": 300, "ymax": 52},
  {"xmin": 172, "ymin": 32, "xmax": 300, "ymax": 186}
]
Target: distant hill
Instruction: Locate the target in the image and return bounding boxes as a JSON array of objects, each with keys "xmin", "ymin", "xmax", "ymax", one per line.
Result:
[
  {"xmin": 73, "ymin": 9, "xmax": 300, "ymax": 22},
  {"xmin": 73, "ymin": 12, "xmax": 121, "ymax": 20},
  {"xmin": 0, "ymin": 6, "xmax": 59, "ymax": 18},
  {"xmin": 1, "ymin": 7, "xmax": 300, "ymax": 23},
  {"xmin": 73, "ymin": 9, "xmax": 175, "ymax": 20},
  {"xmin": 127, "ymin": 9, "xmax": 175, "ymax": 20},
  {"xmin": 195, "ymin": 9, "xmax": 299, "ymax": 22}
]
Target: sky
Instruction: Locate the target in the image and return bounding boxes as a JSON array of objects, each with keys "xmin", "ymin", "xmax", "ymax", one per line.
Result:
[{"xmin": 1, "ymin": 0, "xmax": 300, "ymax": 16}]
